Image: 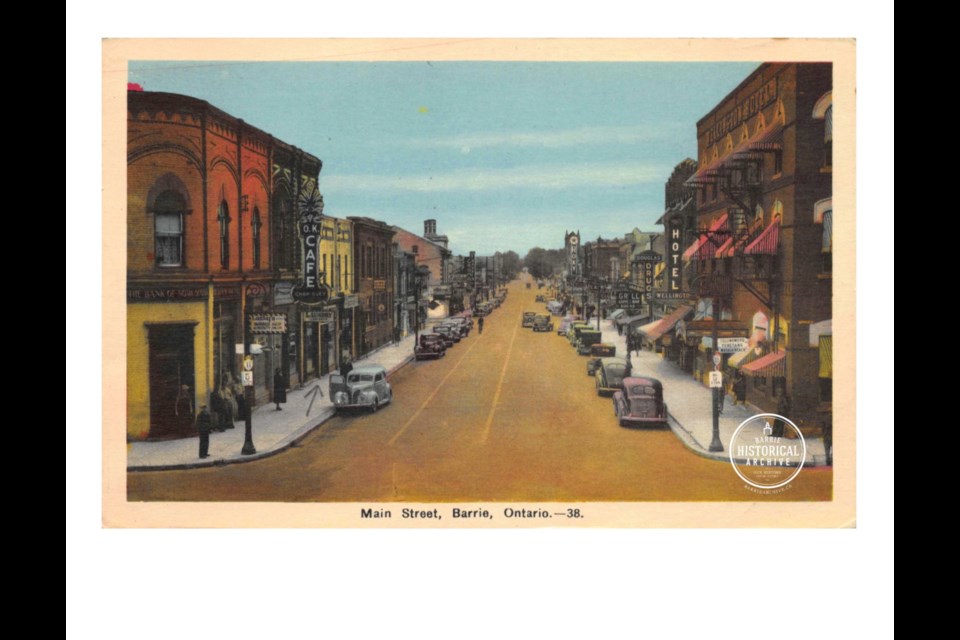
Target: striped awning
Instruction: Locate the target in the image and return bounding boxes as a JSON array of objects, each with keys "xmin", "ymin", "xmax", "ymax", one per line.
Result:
[
  {"xmin": 685, "ymin": 213, "xmax": 729, "ymax": 261},
  {"xmin": 819, "ymin": 336, "xmax": 833, "ymax": 378},
  {"xmin": 742, "ymin": 349, "xmax": 786, "ymax": 377},
  {"xmin": 696, "ymin": 213, "xmax": 729, "ymax": 260},
  {"xmin": 640, "ymin": 305, "xmax": 693, "ymax": 341},
  {"xmin": 685, "ymin": 124, "xmax": 784, "ymax": 187},
  {"xmin": 744, "ymin": 219, "xmax": 780, "ymax": 256},
  {"xmin": 729, "ymin": 345, "xmax": 763, "ymax": 369}
]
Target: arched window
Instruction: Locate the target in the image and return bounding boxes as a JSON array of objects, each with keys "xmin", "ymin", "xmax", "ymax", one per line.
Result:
[
  {"xmin": 251, "ymin": 206, "xmax": 263, "ymax": 270},
  {"xmin": 217, "ymin": 200, "xmax": 231, "ymax": 269},
  {"xmin": 154, "ymin": 190, "xmax": 186, "ymax": 267}
]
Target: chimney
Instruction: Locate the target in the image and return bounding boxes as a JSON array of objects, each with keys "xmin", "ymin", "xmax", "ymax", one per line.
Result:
[{"xmin": 424, "ymin": 219, "xmax": 437, "ymax": 236}]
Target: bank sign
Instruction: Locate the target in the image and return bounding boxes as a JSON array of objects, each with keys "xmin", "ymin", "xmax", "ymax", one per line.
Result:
[{"xmin": 292, "ymin": 188, "xmax": 331, "ymax": 305}]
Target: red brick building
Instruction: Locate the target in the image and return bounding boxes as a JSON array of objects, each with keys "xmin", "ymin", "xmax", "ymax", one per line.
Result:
[
  {"xmin": 349, "ymin": 217, "xmax": 396, "ymax": 356},
  {"xmin": 127, "ymin": 90, "xmax": 321, "ymax": 441},
  {"xmin": 682, "ymin": 63, "xmax": 833, "ymax": 431}
]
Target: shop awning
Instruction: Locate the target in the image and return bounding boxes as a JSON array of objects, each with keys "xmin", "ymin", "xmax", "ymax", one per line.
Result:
[
  {"xmin": 742, "ymin": 349, "xmax": 786, "ymax": 377},
  {"xmin": 696, "ymin": 213, "xmax": 729, "ymax": 260},
  {"xmin": 714, "ymin": 235, "xmax": 734, "ymax": 258},
  {"xmin": 684, "ymin": 154, "xmax": 725, "ymax": 186},
  {"xmin": 819, "ymin": 335, "xmax": 833, "ymax": 378},
  {"xmin": 744, "ymin": 219, "xmax": 780, "ymax": 256},
  {"xmin": 640, "ymin": 305, "xmax": 693, "ymax": 341},
  {"xmin": 684, "ymin": 214, "xmax": 729, "ymax": 261},
  {"xmin": 618, "ymin": 314, "xmax": 649, "ymax": 328},
  {"xmin": 685, "ymin": 124, "xmax": 784, "ymax": 187}
]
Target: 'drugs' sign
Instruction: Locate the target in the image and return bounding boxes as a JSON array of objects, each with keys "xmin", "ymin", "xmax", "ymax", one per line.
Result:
[{"xmin": 292, "ymin": 187, "xmax": 331, "ymax": 305}]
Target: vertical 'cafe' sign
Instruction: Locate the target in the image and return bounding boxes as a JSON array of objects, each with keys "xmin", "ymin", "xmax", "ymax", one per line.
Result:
[
  {"xmin": 666, "ymin": 213, "xmax": 684, "ymax": 293},
  {"xmin": 292, "ymin": 187, "xmax": 331, "ymax": 305}
]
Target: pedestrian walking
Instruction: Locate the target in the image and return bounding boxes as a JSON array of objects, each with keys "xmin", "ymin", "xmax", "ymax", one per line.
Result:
[
  {"xmin": 219, "ymin": 378, "xmax": 236, "ymax": 428},
  {"xmin": 196, "ymin": 405, "xmax": 212, "ymax": 459},
  {"xmin": 478, "ymin": 316, "xmax": 484, "ymax": 334},
  {"xmin": 732, "ymin": 370, "xmax": 747, "ymax": 405},
  {"xmin": 772, "ymin": 394, "xmax": 790, "ymax": 437},
  {"xmin": 273, "ymin": 367, "xmax": 287, "ymax": 411},
  {"xmin": 230, "ymin": 375, "xmax": 247, "ymax": 422}
]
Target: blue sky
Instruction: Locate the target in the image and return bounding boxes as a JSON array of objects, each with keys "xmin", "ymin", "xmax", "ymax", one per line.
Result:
[{"xmin": 130, "ymin": 61, "xmax": 757, "ymax": 255}]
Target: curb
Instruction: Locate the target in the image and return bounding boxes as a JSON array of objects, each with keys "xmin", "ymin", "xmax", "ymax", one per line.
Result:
[
  {"xmin": 128, "ymin": 348, "xmax": 416, "ymax": 473},
  {"xmin": 665, "ymin": 410, "xmax": 826, "ymax": 468}
]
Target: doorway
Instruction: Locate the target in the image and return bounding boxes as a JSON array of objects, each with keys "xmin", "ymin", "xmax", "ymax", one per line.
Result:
[{"xmin": 147, "ymin": 323, "xmax": 196, "ymax": 440}]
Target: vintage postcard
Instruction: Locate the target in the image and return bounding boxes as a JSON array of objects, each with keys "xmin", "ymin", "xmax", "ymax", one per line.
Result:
[{"xmin": 103, "ymin": 38, "xmax": 855, "ymax": 528}]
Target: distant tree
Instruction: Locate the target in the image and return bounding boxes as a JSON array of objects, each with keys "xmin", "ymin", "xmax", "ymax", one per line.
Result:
[
  {"xmin": 522, "ymin": 247, "xmax": 564, "ymax": 279},
  {"xmin": 499, "ymin": 250, "xmax": 521, "ymax": 280}
]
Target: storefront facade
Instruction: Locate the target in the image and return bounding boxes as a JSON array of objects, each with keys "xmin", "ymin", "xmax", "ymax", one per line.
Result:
[
  {"xmin": 350, "ymin": 217, "xmax": 396, "ymax": 356},
  {"xmin": 681, "ymin": 63, "xmax": 833, "ymax": 431},
  {"xmin": 127, "ymin": 89, "xmax": 321, "ymax": 441}
]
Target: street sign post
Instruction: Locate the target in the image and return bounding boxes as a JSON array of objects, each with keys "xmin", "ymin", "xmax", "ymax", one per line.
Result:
[
  {"xmin": 241, "ymin": 370, "xmax": 254, "ymax": 387},
  {"xmin": 709, "ymin": 371, "xmax": 723, "ymax": 388}
]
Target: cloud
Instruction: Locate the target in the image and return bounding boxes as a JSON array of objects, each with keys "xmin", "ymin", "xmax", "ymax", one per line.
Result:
[
  {"xmin": 323, "ymin": 161, "xmax": 670, "ymax": 193},
  {"xmin": 413, "ymin": 124, "xmax": 685, "ymax": 150}
]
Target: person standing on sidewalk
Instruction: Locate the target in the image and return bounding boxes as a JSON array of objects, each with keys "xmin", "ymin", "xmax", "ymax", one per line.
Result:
[
  {"xmin": 196, "ymin": 405, "xmax": 212, "ymax": 459},
  {"xmin": 732, "ymin": 370, "xmax": 747, "ymax": 405},
  {"xmin": 273, "ymin": 368, "xmax": 287, "ymax": 411},
  {"xmin": 478, "ymin": 316, "xmax": 484, "ymax": 334},
  {"xmin": 230, "ymin": 375, "xmax": 247, "ymax": 422},
  {"xmin": 773, "ymin": 393, "xmax": 790, "ymax": 437}
]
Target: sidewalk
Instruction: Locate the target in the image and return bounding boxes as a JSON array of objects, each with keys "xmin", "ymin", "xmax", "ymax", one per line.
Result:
[
  {"xmin": 127, "ymin": 335, "xmax": 416, "ymax": 471},
  {"xmin": 591, "ymin": 316, "xmax": 829, "ymax": 467}
]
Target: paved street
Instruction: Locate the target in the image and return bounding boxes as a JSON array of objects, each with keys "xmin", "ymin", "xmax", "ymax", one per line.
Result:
[{"xmin": 128, "ymin": 278, "xmax": 832, "ymax": 502}]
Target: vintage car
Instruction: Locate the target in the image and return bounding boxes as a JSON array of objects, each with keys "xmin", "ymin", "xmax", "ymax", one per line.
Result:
[
  {"xmin": 449, "ymin": 316, "xmax": 472, "ymax": 334},
  {"xmin": 522, "ymin": 311, "xmax": 537, "ymax": 328},
  {"xmin": 432, "ymin": 324, "xmax": 458, "ymax": 346},
  {"xmin": 585, "ymin": 344, "xmax": 617, "ymax": 375},
  {"xmin": 532, "ymin": 314, "xmax": 554, "ymax": 332},
  {"xmin": 595, "ymin": 357, "xmax": 631, "ymax": 396},
  {"xmin": 612, "ymin": 376, "xmax": 668, "ymax": 427},
  {"xmin": 567, "ymin": 322, "xmax": 592, "ymax": 345},
  {"xmin": 441, "ymin": 319, "xmax": 469, "ymax": 338},
  {"xmin": 557, "ymin": 315, "xmax": 577, "ymax": 336},
  {"xmin": 576, "ymin": 329, "xmax": 603, "ymax": 355},
  {"xmin": 414, "ymin": 333, "xmax": 447, "ymax": 360},
  {"xmin": 330, "ymin": 365, "xmax": 393, "ymax": 413},
  {"xmin": 535, "ymin": 294, "xmax": 545, "ymax": 302}
]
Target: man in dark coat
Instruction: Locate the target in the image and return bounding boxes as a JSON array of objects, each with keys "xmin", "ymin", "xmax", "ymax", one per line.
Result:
[
  {"xmin": 732, "ymin": 370, "xmax": 747, "ymax": 405},
  {"xmin": 340, "ymin": 358, "xmax": 353, "ymax": 377},
  {"xmin": 273, "ymin": 368, "xmax": 287, "ymax": 411},
  {"xmin": 196, "ymin": 405, "xmax": 212, "ymax": 459}
]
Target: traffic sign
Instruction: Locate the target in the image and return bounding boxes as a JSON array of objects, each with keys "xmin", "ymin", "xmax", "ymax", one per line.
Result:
[
  {"xmin": 243, "ymin": 356, "xmax": 254, "ymax": 371},
  {"xmin": 241, "ymin": 370, "xmax": 254, "ymax": 387},
  {"xmin": 709, "ymin": 371, "xmax": 723, "ymax": 388}
]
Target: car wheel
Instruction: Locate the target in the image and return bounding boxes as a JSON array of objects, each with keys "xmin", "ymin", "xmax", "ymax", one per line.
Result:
[{"xmin": 370, "ymin": 398, "xmax": 379, "ymax": 413}]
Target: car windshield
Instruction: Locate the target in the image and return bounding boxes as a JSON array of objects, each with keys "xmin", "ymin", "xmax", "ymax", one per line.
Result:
[
  {"xmin": 347, "ymin": 374, "xmax": 374, "ymax": 383},
  {"xmin": 628, "ymin": 384, "xmax": 658, "ymax": 396}
]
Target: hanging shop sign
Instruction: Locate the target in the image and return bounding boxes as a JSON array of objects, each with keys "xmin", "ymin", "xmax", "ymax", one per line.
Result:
[
  {"xmin": 274, "ymin": 282, "xmax": 295, "ymax": 306},
  {"xmin": 635, "ymin": 250, "xmax": 661, "ymax": 296},
  {"xmin": 291, "ymin": 187, "xmax": 331, "ymax": 305},
  {"xmin": 665, "ymin": 213, "xmax": 684, "ymax": 294},
  {"xmin": 248, "ymin": 313, "xmax": 288, "ymax": 334},
  {"xmin": 343, "ymin": 294, "xmax": 360, "ymax": 309},
  {"xmin": 303, "ymin": 310, "xmax": 336, "ymax": 324}
]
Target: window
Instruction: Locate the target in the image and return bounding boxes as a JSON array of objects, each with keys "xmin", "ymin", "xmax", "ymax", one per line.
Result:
[
  {"xmin": 217, "ymin": 200, "xmax": 231, "ymax": 269},
  {"xmin": 773, "ymin": 149, "xmax": 783, "ymax": 175},
  {"xmin": 154, "ymin": 190, "xmax": 186, "ymax": 267},
  {"xmin": 251, "ymin": 207, "xmax": 262, "ymax": 269}
]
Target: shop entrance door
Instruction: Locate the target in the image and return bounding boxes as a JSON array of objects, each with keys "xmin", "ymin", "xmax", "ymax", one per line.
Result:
[{"xmin": 147, "ymin": 324, "xmax": 196, "ymax": 439}]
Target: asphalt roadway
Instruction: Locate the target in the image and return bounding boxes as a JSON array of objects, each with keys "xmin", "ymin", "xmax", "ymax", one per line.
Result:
[{"xmin": 127, "ymin": 277, "xmax": 832, "ymax": 502}]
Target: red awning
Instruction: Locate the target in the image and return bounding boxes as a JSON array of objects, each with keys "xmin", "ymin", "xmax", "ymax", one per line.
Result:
[
  {"xmin": 696, "ymin": 213, "xmax": 729, "ymax": 260},
  {"xmin": 685, "ymin": 154, "xmax": 725, "ymax": 186},
  {"xmin": 744, "ymin": 219, "xmax": 780, "ymax": 256},
  {"xmin": 742, "ymin": 349, "xmax": 786, "ymax": 377},
  {"xmin": 684, "ymin": 214, "xmax": 728, "ymax": 261},
  {"xmin": 715, "ymin": 235, "xmax": 734, "ymax": 258},
  {"xmin": 641, "ymin": 305, "xmax": 693, "ymax": 342}
]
